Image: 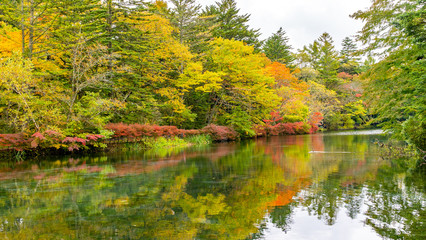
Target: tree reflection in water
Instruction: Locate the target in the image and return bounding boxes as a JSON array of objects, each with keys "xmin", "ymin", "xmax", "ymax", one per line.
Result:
[{"xmin": 0, "ymin": 131, "xmax": 424, "ymax": 239}]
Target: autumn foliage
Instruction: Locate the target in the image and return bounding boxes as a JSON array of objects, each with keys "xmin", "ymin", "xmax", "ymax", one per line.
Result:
[
  {"xmin": 104, "ymin": 123, "xmax": 201, "ymax": 138},
  {"xmin": 255, "ymin": 111, "xmax": 323, "ymax": 137},
  {"xmin": 201, "ymin": 124, "xmax": 239, "ymax": 141},
  {"xmin": 0, "ymin": 130, "xmax": 105, "ymax": 152},
  {"xmin": 104, "ymin": 123, "xmax": 239, "ymax": 142}
]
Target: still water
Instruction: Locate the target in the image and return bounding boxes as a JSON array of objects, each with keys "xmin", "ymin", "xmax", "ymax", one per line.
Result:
[{"xmin": 0, "ymin": 130, "xmax": 424, "ymax": 239}]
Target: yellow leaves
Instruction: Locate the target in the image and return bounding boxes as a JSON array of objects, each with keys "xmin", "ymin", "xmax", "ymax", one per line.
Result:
[
  {"xmin": 133, "ymin": 13, "xmax": 175, "ymax": 36},
  {"xmin": 157, "ymin": 87, "xmax": 186, "ymax": 114},
  {"xmin": 178, "ymin": 62, "xmax": 224, "ymax": 93},
  {"xmin": 0, "ymin": 22, "xmax": 21, "ymax": 59}
]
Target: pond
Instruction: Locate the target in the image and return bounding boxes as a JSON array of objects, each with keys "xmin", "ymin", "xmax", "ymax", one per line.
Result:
[{"xmin": 0, "ymin": 130, "xmax": 424, "ymax": 239}]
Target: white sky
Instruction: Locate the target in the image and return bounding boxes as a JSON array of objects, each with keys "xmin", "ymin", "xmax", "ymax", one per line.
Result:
[{"xmin": 197, "ymin": 0, "xmax": 372, "ymax": 51}]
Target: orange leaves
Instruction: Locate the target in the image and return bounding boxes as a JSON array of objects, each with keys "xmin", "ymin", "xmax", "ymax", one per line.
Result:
[{"xmin": 264, "ymin": 62, "xmax": 308, "ymax": 93}]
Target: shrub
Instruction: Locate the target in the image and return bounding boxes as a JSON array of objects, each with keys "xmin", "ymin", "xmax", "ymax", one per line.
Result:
[
  {"xmin": 202, "ymin": 124, "xmax": 239, "ymax": 141},
  {"xmin": 0, "ymin": 133, "xmax": 29, "ymax": 151}
]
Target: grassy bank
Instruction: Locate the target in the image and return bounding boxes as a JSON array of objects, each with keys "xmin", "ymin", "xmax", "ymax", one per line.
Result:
[{"xmin": 113, "ymin": 134, "xmax": 212, "ymax": 153}]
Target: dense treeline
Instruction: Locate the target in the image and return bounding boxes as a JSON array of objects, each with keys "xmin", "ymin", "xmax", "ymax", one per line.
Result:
[{"xmin": 0, "ymin": 0, "xmax": 423, "ymax": 155}]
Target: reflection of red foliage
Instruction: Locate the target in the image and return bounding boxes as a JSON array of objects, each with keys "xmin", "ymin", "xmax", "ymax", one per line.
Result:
[
  {"xmin": 310, "ymin": 134, "xmax": 325, "ymax": 152},
  {"xmin": 269, "ymin": 189, "xmax": 295, "ymax": 207}
]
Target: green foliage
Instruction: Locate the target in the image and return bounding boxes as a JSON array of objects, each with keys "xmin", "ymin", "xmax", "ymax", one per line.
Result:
[
  {"xmin": 355, "ymin": 0, "xmax": 425, "ymax": 152},
  {"xmin": 219, "ymin": 107, "xmax": 256, "ymax": 137},
  {"xmin": 0, "ymin": 53, "xmax": 64, "ymax": 132}
]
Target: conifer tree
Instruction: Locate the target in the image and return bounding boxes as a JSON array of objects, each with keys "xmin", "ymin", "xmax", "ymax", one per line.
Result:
[
  {"xmin": 202, "ymin": 0, "xmax": 261, "ymax": 50},
  {"xmin": 263, "ymin": 27, "xmax": 294, "ymax": 67},
  {"xmin": 339, "ymin": 36, "xmax": 360, "ymax": 74},
  {"xmin": 340, "ymin": 37, "xmax": 357, "ymax": 63},
  {"xmin": 169, "ymin": 0, "xmax": 201, "ymax": 44}
]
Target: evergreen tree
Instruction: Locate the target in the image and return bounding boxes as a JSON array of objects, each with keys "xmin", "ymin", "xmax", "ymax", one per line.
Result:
[
  {"xmin": 340, "ymin": 36, "xmax": 357, "ymax": 63},
  {"xmin": 263, "ymin": 27, "xmax": 294, "ymax": 67},
  {"xmin": 202, "ymin": 0, "xmax": 261, "ymax": 50},
  {"xmin": 339, "ymin": 36, "xmax": 360, "ymax": 74},
  {"xmin": 298, "ymin": 33, "xmax": 340, "ymax": 87},
  {"xmin": 169, "ymin": 0, "xmax": 201, "ymax": 44},
  {"xmin": 168, "ymin": 0, "xmax": 213, "ymax": 56},
  {"xmin": 317, "ymin": 33, "xmax": 340, "ymax": 80}
]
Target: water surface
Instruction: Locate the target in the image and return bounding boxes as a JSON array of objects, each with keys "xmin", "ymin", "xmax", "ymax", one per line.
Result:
[{"xmin": 0, "ymin": 130, "xmax": 424, "ymax": 239}]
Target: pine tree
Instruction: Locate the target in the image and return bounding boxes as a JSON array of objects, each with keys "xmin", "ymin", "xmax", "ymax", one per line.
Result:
[
  {"xmin": 169, "ymin": 0, "xmax": 200, "ymax": 44},
  {"xmin": 339, "ymin": 36, "xmax": 360, "ymax": 74},
  {"xmin": 340, "ymin": 37, "xmax": 357, "ymax": 63},
  {"xmin": 263, "ymin": 27, "xmax": 294, "ymax": 67},
  {"xmin": 167, "ymin": 0, "xmax": 214, "ymax": 55},
  {"xmin": 317, "ymin": 33, "xmax": 340, "ymax": 80},
  {"xmin": 202, "ymin": 0, "xmax": 261, "ymax": 50}
]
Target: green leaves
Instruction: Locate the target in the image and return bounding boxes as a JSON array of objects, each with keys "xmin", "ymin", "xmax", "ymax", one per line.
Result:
[{"xmin": 356, "ymin": 0, "xmax": 426, "ymax": 153}]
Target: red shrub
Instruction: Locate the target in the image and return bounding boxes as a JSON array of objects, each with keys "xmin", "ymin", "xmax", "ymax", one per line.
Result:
[
  {"xmin": 180, "ymin": 129, "xmax": 201, "ymax": 137},
  {"xmin": 337, "ymin": 72, "xmax": 353, "ymax": 80},
  {"xmin": 202, "ymin": 124, "xmax": 239, "ymax": 141},
  {"xmin": 105, "ymin": 123, "xmax": 203, "ymax": 139},
  {"xmin": 105, "ymin": 123, "xmax": 131, "ymax": 138},
  {"xmin": 85, "ymin": 134, "xmax": 105, "ymax": 141},
  {"xmin": 255, "ymin": 121, "xmax": 312, "ymax": 137},
  {"xmin": 0, "ymin": 133, "xmax": 29, "ymax": 150}
]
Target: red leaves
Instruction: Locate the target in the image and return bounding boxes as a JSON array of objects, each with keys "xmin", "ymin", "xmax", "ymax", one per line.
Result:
[
  {"xmin": 0, "ymin": 130, "xmax": 105, "ymax": 152},
  {"xmin": 308, "ymin": 112, "xmax": 323, "ymax": 134},
  {"xmin": 85, "ymin": 134, "xmax": 104, "ymax": 141},
  {"xmin": 0, "ymin": 133, "xmax": 29, "ymax": 151},
  {"xmin": 104, "ymin": 123, "xmax": 238, "ymax": 141},
  {"xmin": 201, "ymin": 124, "xmax": 239, "ymax": 141},
  {"xmin": 337, "ymin": 72, "xmax": 354, "ymax": 80},
  {"xmin": 62, "ymin": 137, "xmax": 87, "ymax": 145},
  {"xmin": 32, "ymin": 132, "xmax": 46, "ymax": 140},
  {"xmin": 256, "ymin": 111, "xmax": 318, "ymax": 136},
  {"xmin": 104, "ymin": 123, "xmax": 203, "ymax": 139}
]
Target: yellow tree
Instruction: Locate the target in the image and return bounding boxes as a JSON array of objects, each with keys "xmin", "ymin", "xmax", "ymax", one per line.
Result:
[
  {"xmin": 128, "ymin": 12, "xmax": 195, "ymax": 126},
  {"xmin": 180, "ymin": 38, "xmax": 280, "ymax": 135},
  {"xmin": 0, "ymin": 53, "xmax": 64, "ymax": 132}
]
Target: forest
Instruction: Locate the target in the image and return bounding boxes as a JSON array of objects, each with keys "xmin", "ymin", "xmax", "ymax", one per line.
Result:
[{"xmin": 0, "ymin": 0, "xmax": 424, "ymax": 156}]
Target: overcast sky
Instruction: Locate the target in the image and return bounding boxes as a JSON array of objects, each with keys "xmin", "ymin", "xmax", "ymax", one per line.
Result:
[{"xmin": 197, "ymin": 0, "xmax": 372, "ymax": 51}]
